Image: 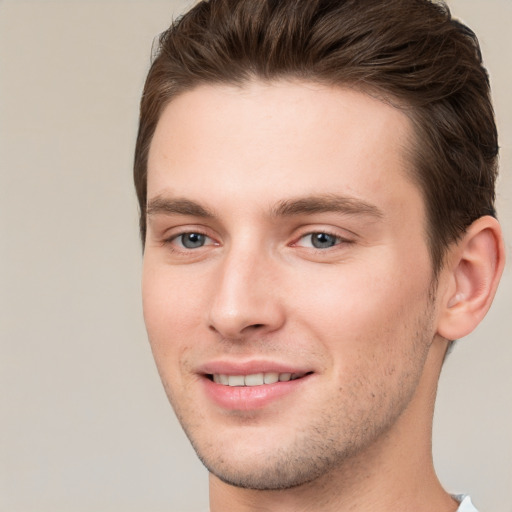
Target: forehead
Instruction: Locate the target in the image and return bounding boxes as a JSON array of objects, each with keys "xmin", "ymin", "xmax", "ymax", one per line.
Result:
[{"xmin": 147, "ymin": 80, "xmax": 420, "ymax": 217}]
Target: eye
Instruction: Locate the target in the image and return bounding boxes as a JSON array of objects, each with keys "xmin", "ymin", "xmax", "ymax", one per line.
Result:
[
  {"xmin": 175, "ymin": 232, "xmax": 210, "ymax": 249},
  {"xmin": 295, "ymin": 232, "xmax": 345, "ymax": 249}
]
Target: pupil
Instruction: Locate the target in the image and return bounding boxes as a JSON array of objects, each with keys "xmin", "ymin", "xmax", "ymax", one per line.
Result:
[
  {"xmin": 182, "ymin": 233, "xmax": 205, "ymax": 249},
  {"xmin": 312, "ymin": 233, "xmax": 337, "ymax": 249}
]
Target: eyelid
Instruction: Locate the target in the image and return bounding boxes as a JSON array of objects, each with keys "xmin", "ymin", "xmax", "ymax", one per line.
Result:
[
  {"xmin": 162, "ymin": 226, "xmax": 219, "ymax": 251},
  {"xmin": 291, "ymin": 227, "xmax": 356, "ymax": 248},
  {"xmin": 173, "ymin": 232, "xmax": 214, "ymax": 249}
]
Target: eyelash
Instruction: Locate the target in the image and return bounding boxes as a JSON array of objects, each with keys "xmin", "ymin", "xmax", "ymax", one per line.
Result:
[
  {"xmin": 164, "ymin": 230, "xmax": 216, "ymax": 251},
  {"xmin": 292, "ymin": 230, "xmax": 354, "ymax": 252},
  {"xmin": 163, "ymin": 229, "xmax": 353, "ymax": 254}
]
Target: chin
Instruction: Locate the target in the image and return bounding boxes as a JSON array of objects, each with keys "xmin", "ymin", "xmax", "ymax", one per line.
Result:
[
  {"xmin": 198, "ymin": 450, "xmax": 331, "ymax": 491},
  {"xmin": 185, "ymin": 424, "xmax": 353, "ymax": 492}
]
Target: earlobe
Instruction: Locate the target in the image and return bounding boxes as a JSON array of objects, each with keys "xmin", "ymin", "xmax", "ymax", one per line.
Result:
[{"xmin": 437, "ymin": 216, "xmax": 505, "ymax": 341}]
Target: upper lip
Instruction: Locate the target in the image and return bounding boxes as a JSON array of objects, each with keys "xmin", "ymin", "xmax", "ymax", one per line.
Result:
[{"xmin": 198, "ymin": 359, "xmax": 313, "ymax": 376}]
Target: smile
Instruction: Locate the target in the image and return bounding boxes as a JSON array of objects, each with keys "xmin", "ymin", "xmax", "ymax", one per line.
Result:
[{"xmin": 210, "ymin": 372, "xmax": 308, "ymax": 387}]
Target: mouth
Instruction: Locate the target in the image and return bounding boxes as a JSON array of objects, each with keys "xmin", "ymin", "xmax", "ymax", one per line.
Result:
[
  {"xmin": 201, "ymin": 365, "xmax": 314, "ymax": 409},
  {"xmin": 207, "ymin": 372, "xmax": 312, "ymax": 387}
]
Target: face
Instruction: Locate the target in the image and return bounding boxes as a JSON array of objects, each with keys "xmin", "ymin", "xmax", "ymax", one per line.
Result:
[{"xmin": 142, "ymin": 81, "xmax": 440, "ymax": 490}]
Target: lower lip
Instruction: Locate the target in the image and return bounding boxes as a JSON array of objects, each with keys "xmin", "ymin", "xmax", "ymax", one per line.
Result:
[{"xmin": 201, "ymin": 375, "xmax": 311, "ymax": 411}]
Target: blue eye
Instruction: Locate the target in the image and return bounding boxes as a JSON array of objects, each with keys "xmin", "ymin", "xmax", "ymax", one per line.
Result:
[
  {"xmin": 179, "ymin": 232, "xmax": 207, "ymax": 249},
  {"xmin": 300, "ymin": 231, "xmax": 341, "ymax": 249},
  {"xmin": 308, "ymin": 232, "xmax": 340, "ymax": 249},
  {"xmin": 294, "ymin": 231, "xmax": 344, "ymax": 250}
]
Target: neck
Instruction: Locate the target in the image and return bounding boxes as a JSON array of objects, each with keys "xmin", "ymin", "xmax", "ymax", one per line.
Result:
[{"xmin": 209, "ymin": 339, "xmax": 458, "ymax": 512}]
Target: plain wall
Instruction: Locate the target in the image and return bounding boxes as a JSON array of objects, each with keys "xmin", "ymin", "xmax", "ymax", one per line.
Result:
[{"xmin": 0, "ymin": 1, "xmax": 510, "ymax": 511}]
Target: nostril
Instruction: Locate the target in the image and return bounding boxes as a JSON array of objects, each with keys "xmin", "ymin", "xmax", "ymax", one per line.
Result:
[{"xmin": 207, "ymin": 321, "xmax": 269, "ymax": 343}]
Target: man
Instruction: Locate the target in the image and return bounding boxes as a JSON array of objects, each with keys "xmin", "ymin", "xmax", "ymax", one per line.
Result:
[{"xmin": 134, "ymin": 1, "xmax": 505, "ymax": 511}]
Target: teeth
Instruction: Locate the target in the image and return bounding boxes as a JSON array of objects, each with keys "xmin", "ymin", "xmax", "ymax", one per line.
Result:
[
  {"xmin": 264, "ymin": 372, "xmax": 279, "ymax": 384},
  {"xmin": 212, "ymin": 372, "xmax": 304, "ymax": 387},
  {"xmin": 228, "ymin": 375, "xmax": 245, "ymax": 387},
  {"xmin": 244, "ymin": 373, "xmax": 264, "ymax": 386}
]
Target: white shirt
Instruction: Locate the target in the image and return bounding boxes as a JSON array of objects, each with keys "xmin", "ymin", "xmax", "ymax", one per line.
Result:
[{"xmin": 455, "ymin": 495, "xmax": 478, "ymax": 512}]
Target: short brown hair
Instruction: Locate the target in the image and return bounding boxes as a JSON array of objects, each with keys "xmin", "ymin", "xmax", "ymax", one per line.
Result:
[{"xmin": 134, "ymin": 0, "xmax": 498, "ymax": 272}]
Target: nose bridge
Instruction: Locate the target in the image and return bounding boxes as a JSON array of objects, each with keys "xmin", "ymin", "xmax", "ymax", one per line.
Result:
[{"xmin": 207, "ymin": 238, "xmax": 283, "ymax": 339}]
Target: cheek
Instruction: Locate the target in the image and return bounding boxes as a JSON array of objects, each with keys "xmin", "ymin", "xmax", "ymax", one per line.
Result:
[
  {"xmin": 299, "ymin": 262, "xmax": 435, "ymax": 417},
  {"xmin": 143, "ymin": 257, "xmax": 207, "ymax": 323},
  {"xmin": 141, "ymin": 262, "xmax": 202, "ymax": 366},
  {"xmin": 294, "ymin": 254, "xmax": 434, "ymax": 354},
  {"xmin": 142, "ymin": 267, "xmax": 203, "ymax": 410}
]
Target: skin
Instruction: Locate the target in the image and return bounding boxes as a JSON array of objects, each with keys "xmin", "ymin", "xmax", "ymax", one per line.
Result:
[{"xmin": 142, "ymin": 80, "xmax": 472, "ymax": 512}]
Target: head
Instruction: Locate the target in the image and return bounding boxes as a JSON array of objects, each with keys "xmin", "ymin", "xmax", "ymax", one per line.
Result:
[
  {"xmin": 135, "ymin": 0, "xmax": 504, "ymax": 499},
  {"xmin": 135, "ymin": 0, "xmax": 498, "ymax": 275}
]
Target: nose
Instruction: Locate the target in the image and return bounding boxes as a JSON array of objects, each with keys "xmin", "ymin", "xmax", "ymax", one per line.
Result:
[{"xmin": 207, "ymin": 247, "xmax": 286, "ymax": 340}]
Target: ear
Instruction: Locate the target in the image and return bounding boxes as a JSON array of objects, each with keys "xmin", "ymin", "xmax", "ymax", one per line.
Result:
[{"xmin": 437, "ymin": 215, "xmax": 505, "ymax": 340}]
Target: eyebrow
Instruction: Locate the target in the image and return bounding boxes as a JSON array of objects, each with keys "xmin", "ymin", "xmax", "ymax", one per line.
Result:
[
  {"xmin": 270, "ymin": 194, "xmax": 384, "ymax": 219},
  {"xmin": 146, "ymin": 193, "xmax": 383, "ymax": 220},
  {"xmin": 146, "ymin": 196, "xmax": 215, "ymax": 218}
]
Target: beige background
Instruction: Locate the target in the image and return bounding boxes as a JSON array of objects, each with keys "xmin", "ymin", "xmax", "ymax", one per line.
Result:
[{"xmin": 0, "ymin": 1, "xmax": 510, "ymax": 511}]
